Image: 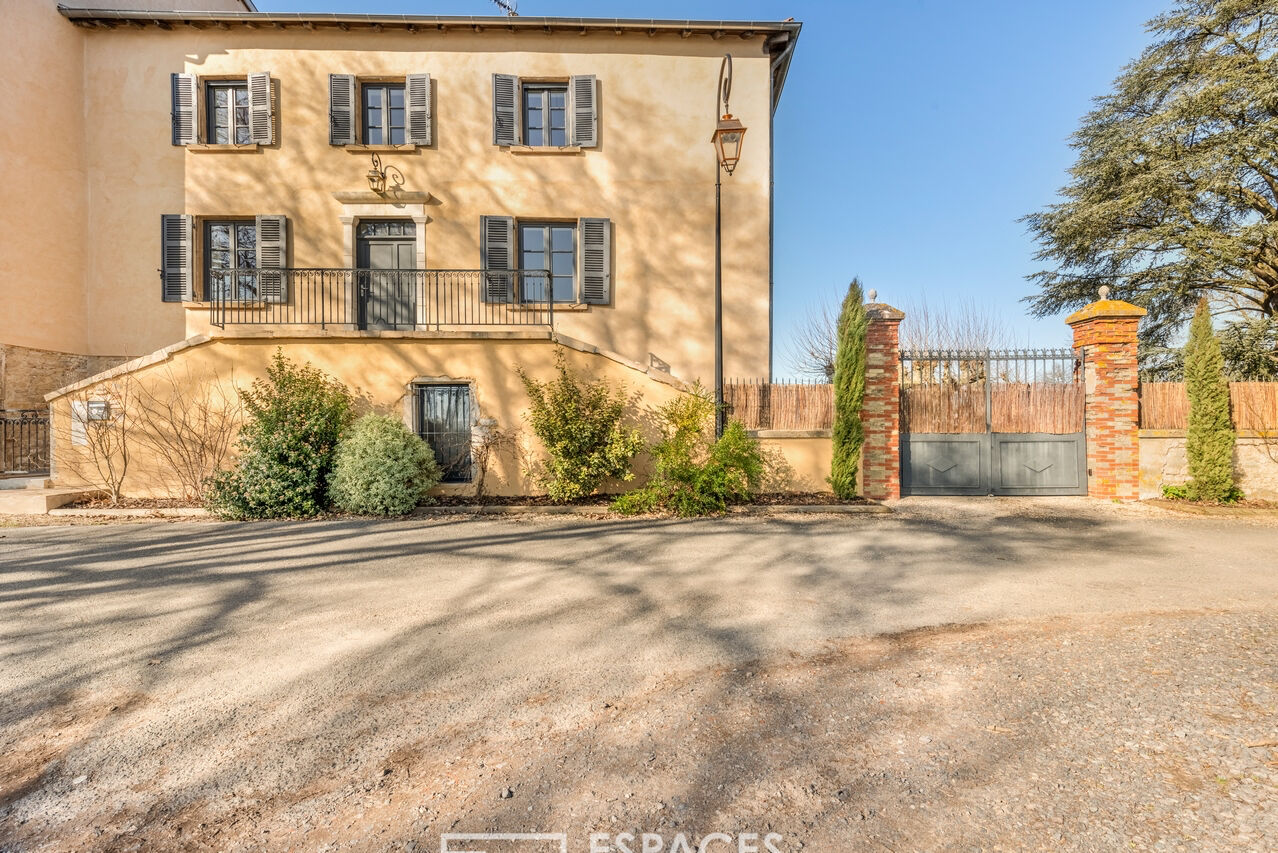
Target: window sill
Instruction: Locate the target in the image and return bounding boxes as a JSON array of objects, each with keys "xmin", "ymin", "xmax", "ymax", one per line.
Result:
[
  {"xmin": 504, "ymin": 145, "xmax": 583, "ymax": 156},
  {"xmin": 344, "ymin": 144, "xmax": 421, "ymax": 153},
  {"xmin": 186, "ymin": 143, "xmax": 262, "ymax": 152},
  {"xmin": 507, "ymin": 303, "xmax": 591, "ymax": 312}
]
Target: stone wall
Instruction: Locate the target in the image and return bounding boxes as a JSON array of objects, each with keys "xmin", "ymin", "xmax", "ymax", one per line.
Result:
[
  {"xmin": 0, "ymin": 344, "xmax": 131, "ymax": 411},
  {"xmin": 1139, "ymin": 430, "xmax": 1278, "ymax": 501}
]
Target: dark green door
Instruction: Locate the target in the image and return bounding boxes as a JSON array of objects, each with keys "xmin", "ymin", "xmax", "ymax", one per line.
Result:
[{"xmin": 356, "ymin": 220, "xmax": 417, "ymax": 329}]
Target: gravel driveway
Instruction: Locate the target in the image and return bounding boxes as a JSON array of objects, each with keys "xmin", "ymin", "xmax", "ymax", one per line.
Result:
[{"xmin": 1, "ymin": 498, "xmax": 1275, "ymax": 851}]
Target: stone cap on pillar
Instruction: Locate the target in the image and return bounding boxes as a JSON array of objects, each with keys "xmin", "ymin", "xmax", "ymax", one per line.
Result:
[
  {"xmin": 865, "ymin": 303, "xmax": 905, "ymax": 322},
  {"xmin": 1065, "ymin": 299, "xmax": 1147, "ymax": 327}
]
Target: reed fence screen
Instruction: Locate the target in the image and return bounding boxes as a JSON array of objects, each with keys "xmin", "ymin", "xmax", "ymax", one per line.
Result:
[
  {"xmin": 1139, "ymin": 382, "xmax": 1278, "ymax": 431},
  {"xmin": 900, "ymin": 349, "xmax": 1084, "ymax": 435},
  {"xmin": 723, "ymin": 381, "xmax": 834, "ymax": 431}
]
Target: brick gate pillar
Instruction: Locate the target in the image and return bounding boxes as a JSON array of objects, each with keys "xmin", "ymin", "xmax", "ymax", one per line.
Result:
[
  {"xmin": 1066, "ymin": 291, "xmax": 1147, "ymax": 500},
  {"xmin": 862, "ymin": 300, "xmax": 905, "ymax": 501}
]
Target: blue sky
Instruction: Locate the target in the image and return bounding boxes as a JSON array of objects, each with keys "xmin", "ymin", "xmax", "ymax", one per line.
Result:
[{"xmin": 260, "ymin": 0, "xmax": 1169, "ymax": 370}]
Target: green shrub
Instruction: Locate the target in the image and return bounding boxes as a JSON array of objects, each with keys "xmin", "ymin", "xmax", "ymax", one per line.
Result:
[
  {"xmin": 830, "ymin": 278, "xmax": 868, "ymax": 500},
  {"xmin": 613, "ymin": 387, "xmax": 766, "ymax": 517},
  {"xmin": 204, "ymin": 351, "xmax": 353, "ymax": 519},
  {"xmin": 517, "ymin": 351, "xmax": 644, "ymax": 502},
  {"xmin": 329, "ymin": 414, "xmax": 442, "ymax": 516},
  {"xmin": 1183, "ymin": 299, "xmax": 1238, "ymax": 502},
  {"xmin": 1160, "ymin": 483, "xmax": 1189, "ymax": 500}
]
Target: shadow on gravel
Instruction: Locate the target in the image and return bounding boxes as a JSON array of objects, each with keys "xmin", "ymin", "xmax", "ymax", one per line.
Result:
[{"xmin": 0, "ymin": 508, "xmax": 1193, "ymax": 846}]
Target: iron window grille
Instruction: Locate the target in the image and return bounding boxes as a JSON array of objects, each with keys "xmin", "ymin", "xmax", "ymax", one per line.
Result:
[{"xmin": 414, "ymin": 384, "xmax": 473, "ymax": 483}]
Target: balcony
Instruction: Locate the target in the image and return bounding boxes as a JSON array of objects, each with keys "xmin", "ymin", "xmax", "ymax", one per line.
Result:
[{"xmin": 208, "ymin": 269, "xmax": 556, "ymax": 331}]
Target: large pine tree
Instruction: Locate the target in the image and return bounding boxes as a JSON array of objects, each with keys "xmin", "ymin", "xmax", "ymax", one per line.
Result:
[{"xmin": 1026, "ymin": 1, "xmax": 1278, "ymax": 368}]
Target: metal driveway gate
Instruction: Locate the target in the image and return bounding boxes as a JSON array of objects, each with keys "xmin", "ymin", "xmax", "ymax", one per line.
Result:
[{"xmin": 900, "ymin": 349, "xmax": 1085, "ymax": 496}]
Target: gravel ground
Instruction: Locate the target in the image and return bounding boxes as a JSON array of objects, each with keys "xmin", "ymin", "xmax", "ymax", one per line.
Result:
[{"xmin": 1, "ymin": 497, "xmax": 1275, "ymax": 851}]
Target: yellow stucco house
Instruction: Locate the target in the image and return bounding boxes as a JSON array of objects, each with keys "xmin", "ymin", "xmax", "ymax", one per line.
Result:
[{"xmin": 1, "ymin": 1, "xmax": 801, "ymax": 496}]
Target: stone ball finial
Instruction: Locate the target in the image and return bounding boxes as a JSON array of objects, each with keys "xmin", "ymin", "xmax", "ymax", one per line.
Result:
[
  {"xmin": 1098, "ymin": 285, "xmax": 1111, "ymax": 301},
  {"xmin": 867, "ymin": 289, "xmax": 878, "ymax": 303}
]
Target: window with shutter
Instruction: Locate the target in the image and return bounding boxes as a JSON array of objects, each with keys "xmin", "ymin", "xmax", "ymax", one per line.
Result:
[
  {"xmin": 570, "ymin": 75, "xmax": 598, "ymax": 148},
  {"xmin": 578, "ymin": 217, "xmax": 611, "ymax": 305},
  {"xmin": 405, "ymin": 73, "xmax": 432, "ymax": 146},
  {"xmin": 171, "ymin": 73, "xmax": 196, "ymax": 146},
  {"xmin": 492, "ymin": 74, "xmax": 520, "ymax": 146},
  {"xmin": 247, "ymin": 72, "xmax": 274, "ymax": 145},
  {"xmin": 256, "ymin": 215, "xmax": 288, "ymax": 303},
  {"xmin": 480, "ymin": 215, "xmax": 515, "ymax": 302},
  {"xmin": 329, "ymin": 74, "xmax": 357, "ymax": 146},
  {"xmin": 160, "ymin": 214, "xmax": 193, "ymax": 302}
]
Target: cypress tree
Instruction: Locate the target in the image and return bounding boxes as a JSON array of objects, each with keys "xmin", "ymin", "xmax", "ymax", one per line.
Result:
[
  {"xmin": 829, "ymin": 279, "xmax": 868, "ymax": 500},
  {"xmin": 1183, "ymin": 299, "xmax": 1237, "ymax": 502}
]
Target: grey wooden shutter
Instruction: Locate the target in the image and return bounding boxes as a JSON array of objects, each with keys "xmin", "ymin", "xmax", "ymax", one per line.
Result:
[
  {"xmin": 248, "ymin": 72, "xmax": 274, "ymax": 145},
  {"xmin": 480, "ymin": 215, "xmax": 515, "ymax": 302},
  {"xmin": 578, "ymin": 217, "xmax": 611, "ymax": 305},
  {"xmin": 570, "ymin": 75, "xmax": 598, "ymax": 148},
  {"xmin": 492, "ymin": 74, "xmax": 519, "ymax": 146},
  {"xmin": 171, "ymin": 73, "xmax": 196, "ymax": 146},
  {"xmin": 329, "ymin": 74, "xmax": 356, "ymax": 146},
  {"xmin": 256, "ymin": 215, "xmax": 288, "ymax": 303},
  {"xmin": 160, "ymin": 214, "xmax": 193, "ymax": 302},
  {"xmin": 405, "ymin": 73, "xmax": 432, "ymax": 146}
]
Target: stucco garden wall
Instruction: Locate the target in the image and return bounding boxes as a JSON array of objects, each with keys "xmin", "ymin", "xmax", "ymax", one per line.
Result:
[
  {"xmin": 1139, "ymin": 430, "xmax": 1278, "ymax": 501},
  {"xmin": 46, "ymin": 334, "xmax": 689, "ymax": 499}
]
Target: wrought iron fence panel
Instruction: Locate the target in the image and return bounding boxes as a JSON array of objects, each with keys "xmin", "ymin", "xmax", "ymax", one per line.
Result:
[{"xmin": 1, "ymin": 409, "xmax": 50, "ymax": 476}]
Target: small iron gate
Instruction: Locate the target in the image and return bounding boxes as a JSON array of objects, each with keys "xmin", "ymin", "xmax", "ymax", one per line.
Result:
[
  {"xmin": 900, "ymin": 349, "xmax": 1086, "ymax": 496},
  {"xmin": 1, "ymin": 409, "xmax": 50, "ymax": 476}
]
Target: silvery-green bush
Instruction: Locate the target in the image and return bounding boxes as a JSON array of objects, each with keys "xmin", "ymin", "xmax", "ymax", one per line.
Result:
[{"xmin": 328, "ymin": 414, "xmax": 442, "ymax": 516}]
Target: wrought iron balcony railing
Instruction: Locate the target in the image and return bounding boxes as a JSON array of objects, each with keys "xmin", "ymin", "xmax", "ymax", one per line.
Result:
[{"xmin": 208, "ymin": 269, "xmax": 556, "ymax": 330}]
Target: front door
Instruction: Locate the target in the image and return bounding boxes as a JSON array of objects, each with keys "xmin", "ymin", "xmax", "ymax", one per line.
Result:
[{"xmin": 356, "ymin": 220, "xmax": 417, "ymax": 330}]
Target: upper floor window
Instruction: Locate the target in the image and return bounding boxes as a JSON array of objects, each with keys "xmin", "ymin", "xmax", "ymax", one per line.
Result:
[
  {"xmin": 206, "ymin": 81, "xmax": 251, "ymax": 145},
  {"xmin": 480, "ymin": 215, "xmax": 611, "ymax": 306},
  {"xmin": 329, "ymin": 74, "xmax": 432, "ymax": 147},
  {"xmin": 522, "ymin": 84, "xmax": 568, "ymax": 148},
  {"xmin": 205, "ymin": 220, "xmax": 258, "ymax": 301},
  {"xmin": 158, "ymin": 214, "xmax": 288, "ymax": 303},
  {"xmin": 519, "ymin": 222, "xmax": 575, "ymax": 302},
  {"xmin": 362, "ymin": 83, "xmax": 406, "ymax": 145},
  {"xmin": 171, "ymin": 72, "xmax": 274, "ymax": 146},
  {"xmin": 492, "ymin": 74, "xmax": 597, "ymax": 149}
]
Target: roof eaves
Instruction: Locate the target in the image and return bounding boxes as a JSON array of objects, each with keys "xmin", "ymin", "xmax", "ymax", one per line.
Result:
[{"xmin": 57, "ymin": 7, "xmax": 799, "ymax": 38}]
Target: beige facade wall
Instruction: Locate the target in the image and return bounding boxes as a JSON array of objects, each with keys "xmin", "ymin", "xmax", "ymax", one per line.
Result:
[
  {"xmin": 61, "ymin": 19, "xmax": 776, "ymax": 383},
  {"xmin": 48, "ymin": 334, "xmax": 688, "ymax": 499},
  {"xmin": 0, "ymin": 0, "xmax": 90, "ymax": 356},
  {"xmin": 1139, "ymin": 430, "xmax": 1278, "ymax": 501}
]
